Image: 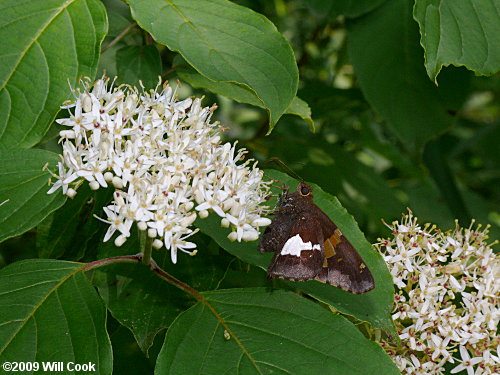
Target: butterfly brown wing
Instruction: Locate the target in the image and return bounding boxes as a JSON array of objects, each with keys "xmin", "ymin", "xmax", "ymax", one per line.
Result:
[
  {"xmin": 313, "ymin": 205, "xmax": 375, "ymax": 294},
  {"xmin": 266, "ymin": 214, "xmax": 324, "ymax": 281},
  {"xmin": 259, "ymin": 211, "xmax": 295, "ymax": 254}
]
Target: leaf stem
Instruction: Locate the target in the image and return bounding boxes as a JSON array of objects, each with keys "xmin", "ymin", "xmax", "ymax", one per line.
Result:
[
  {"xmin": 147, "ymin": 258, "xmax": 264, "ymax": 374},
  {"xmin": 82, "ymin": 254, "xmax": 143, "ymax": 271},
  {"xmin": 101, "ymin": 22, "xmax": 137, "ymax": 53},
  {"xmin": 80, "ymin": 253, "xmax": 263, "ymax": 374}
]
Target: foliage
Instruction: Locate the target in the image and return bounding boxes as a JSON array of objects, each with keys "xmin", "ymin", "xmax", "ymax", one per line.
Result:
[{"xmin": 0, "ymin": 0, "xmax": 498, "ymax": 374}]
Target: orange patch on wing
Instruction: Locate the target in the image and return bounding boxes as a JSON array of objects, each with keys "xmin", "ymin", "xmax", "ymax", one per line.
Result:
[
  {"xmin": 324, "ymin": 238, "xmax": 336, "ymax": 258},
  {"xmin": 328, "ymin": 228, "xmax": 343, "ymax": 247}
]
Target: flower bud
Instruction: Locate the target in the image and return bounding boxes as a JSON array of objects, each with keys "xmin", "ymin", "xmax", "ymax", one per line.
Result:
[
  {"xmin": 66, "ymin": 188, "xmax": 77, "ymax": 199},
  {"xmin": 252, "ymin": 217, "xmax": 272, "ymax": 227},
  {"xmin": 227, "ymin": 231, "xmax": 238, "ymax": 242},
  {"xmin": 221, "ymin": 218, "xmax": 230, "ymax": 228},
  {"xmin": 89, "ymin": 181, "xmax": 100, "ymax": 190},
  {"xmin": 104, "ymin": 172, "xmax": 114, "ymax": 182},
  {"xmin": 242, "ymin": 231, "xmax": 259, "ymax": 242},
  {"xmin": 152, "ymin": 239, "xmax": 163, "ymax": 249},
  {"xmin": 112, "ymin": 176, "xmax": 124, "ymax": 189},
  {"xmin": 180, "ymin": 212, "xmax": 197, "ymax": 227},
  {"xmin": 114, "ymin": 235, "xmax": 127, "ymax": 247},
  {"xmin": 194, "ymin": 190, "xmax": 204, "ymax": 205},
  {"xmin": 183, "ymin": 201, "xmax": 194, "ymax": 211},
  {"xmin": 230, "ymin": 204, "xmax": 241, "ymax": 217},
  {"xmin": 82, "ymin": 93, "xmax": 92, "ymax": 112},
  {"xmin": 221, "ymin": 198, "xmax": 235, "ymax": 211}
]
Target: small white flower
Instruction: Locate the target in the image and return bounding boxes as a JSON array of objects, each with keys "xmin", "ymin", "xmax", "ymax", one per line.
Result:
[
  {"xmin": 46, "ymin": 161, "xmax": 79, "ymax": 195},
  {"xmin": 430, "ymin": 334, "xmax": 451, "ymax": 361},
  {"xmin": 96, "ymin": 206, "xmax": 132, "ymax": 242},
  {"xmin": 451, "ymin": 346, "xmax": 483, "ymax": 375}
]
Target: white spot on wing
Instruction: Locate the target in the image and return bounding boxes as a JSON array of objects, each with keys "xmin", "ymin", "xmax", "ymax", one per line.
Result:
[{"xmin": 281, "ymin": 234, "xmax": 321, "ymax": 257}]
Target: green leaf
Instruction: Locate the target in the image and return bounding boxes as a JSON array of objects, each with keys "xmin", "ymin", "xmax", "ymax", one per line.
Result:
[
  {"xmin": 156, "ymin": 289, "xmax": 399, "ymax": 375},
  {"xmin": 305, "ymin": 0, "xmax": 389, "ymax": 18},
  {"xmin": 128, "ymin": 0, "xmax": 298, "ymax": 130},
  {"xmin": 286, "ymin": 96, "xmax": 315, "ymax": 132},
  {"xmin": 423, "ymin": 137, "xmax": 471, "ymax": 225},
  {"xmin": 347, "ymin": 0, "xmax": 468, "ymax": 153},
  {"xmin": 414, "ymin": 0, "xmax": 500, "ymax": 82},
  {"xmin": 37, "ymin": 185, "xmax": 94, "ymax": 259},
  {"xmin": 109, "ymin": 323, "xmax": 156, "ymax": 374},
  {"xmin": 195, "ymin": 170, "xmax": 396, "ymax": 336},
  {"xmin": 64, "ymin": 188, "xmax": 115, "ymax": 261},
  {"xmin": 0, "ymin": 259, "xmax": 112, "ymax": 373},
  {"xmin": 116, "ymin": 45, "xmax": 162, "ymax": 89},
  {"xmin": 176, "ymin": 60, "xmax": 313, "ymax": 130},
  {"xmin": 0, "ymin": 0, "xmax": 108, "ymax": 149},
  {"xmin": 94, "ymin": 230, "xmax": 229, "ymax": 354},
  {"xmin": 175, "ymin": 58, "xmax": 262, "ymax": 106},
  {"xmin": 303, "ymin": 143, "xmax": 406, "ymax": 223},
  {"xmin": 0, "ymin": 149, "xmax": 67, "ymax": 243},
  {"xmin": 104, "ymin": 0, "xmax": 134, "ymax": 38},
  {"xmin": 94, "ymin": 265, "xmax": 190, "ymax": 356},
  {"xmin": 93, "ymin": 234, "xmax": 190, "ymax": 355}
]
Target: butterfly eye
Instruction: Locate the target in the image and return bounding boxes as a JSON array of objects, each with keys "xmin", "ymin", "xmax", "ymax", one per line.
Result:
[{"xmin": 300, "ymin": 185, "xmax": 310, "ymax": 196}]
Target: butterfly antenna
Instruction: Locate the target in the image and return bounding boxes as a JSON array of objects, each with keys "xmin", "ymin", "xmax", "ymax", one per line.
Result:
[
  {"xmin": 262, "ymin": 171, "xmax": 287, "ymax": 190},
  {"xmin": 264, "ymin": 157, "xmax": 304, "ymax": 182}
]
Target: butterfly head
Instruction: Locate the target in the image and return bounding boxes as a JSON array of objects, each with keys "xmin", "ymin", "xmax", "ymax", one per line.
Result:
[
  {"xmin": 278, "ymin": 182, "xmax": 314, "ymax": 210},
  {"xmin": 297, "ymin": 182, "xmax": 312, "ymax": 197}
]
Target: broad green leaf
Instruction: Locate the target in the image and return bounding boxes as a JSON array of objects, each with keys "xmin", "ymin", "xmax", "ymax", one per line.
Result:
[
  {"xmin": 116, "ymin": 45, "xmax": 162, "ymax": 89},
  {"xmin": 302, "ymin": 143, "xmax": 406, "ymax": 223},
  {"xmin": 0, "ymin": 259, "xmax": 112, "ymax": 373},
  {"xmin": 156, "ymin": 289, "xmax": 399, "ymax": 375},
  {"xmin": 63, "ymin": 188, "xmax": 114, "ymax": 261},
  {"xmin": 423, "ymin": 138, "xmax": 471, "ymax": 225},
  {"xmin": 195, "ymin": 170, "xmax": 396, "ymax": 336},
  {"xmin": 347, "ymin": 0, "xmax": 469, "ymax": 153},
  {"xmin": 37, "ymin": 185, "xmax": 94, "ymax": 259},
  {"xmin": 0, "ymin": 149, "xmax": 67, "ymax": 243},
  {"xmin": 94, "ymin": 265, "xmax": 190, "ymax": 356},
  {"xmin": 175, "ymin": 59, "xmax": 261, "ymax": 107},
  {"xmin": 414, "ymin": 0, "xmax": 500, "ymax": 82},
  {"xmin": 0, "ymin": 0, "xmax": 108, "ymax": 149},
  {"xmin": 104, "ymin": 0, "xmax": 134, "ymax": 38},
  {"xmin": 128, "ymin": 0, "xmax": 298, "ymax": 130},
  {"xmin": 298, "ymin": 81, "xmax": 368, "ymax": 120},
  {"xmin": 305, "ymin": 0, "xmax": 389, "ymax": 18},
  {"xmin": 94, "ymin": 234, "xmax": 190, "ymax": 355},
  {"xmin": 94, "ymin": 230, "xmax": 229, "ymax": 354},
  {"xmin": 286, "ymin": 97, "xmax": 315, "ymax": 131},
  {"xmin": 110, "ymin": 324, "xmax": 157, "ymax": 374},
  {"xmin": 176, "ymin": 59, "xmax": 313, "ymax": 130}
]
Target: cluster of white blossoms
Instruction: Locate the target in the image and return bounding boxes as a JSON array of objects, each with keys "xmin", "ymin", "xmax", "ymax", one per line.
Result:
[
  {"xmin": 47, "ymin": 76, "xmax": 272, "ymax": 263},
  {"xmin": 375, "ymin": 212, "xmax": 499, "ymax": 375}
]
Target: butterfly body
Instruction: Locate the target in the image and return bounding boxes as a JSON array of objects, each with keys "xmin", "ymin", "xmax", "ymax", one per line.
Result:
[{"xmin": 259, "ymin": 182, "xmax": 375, "ymax": 294}]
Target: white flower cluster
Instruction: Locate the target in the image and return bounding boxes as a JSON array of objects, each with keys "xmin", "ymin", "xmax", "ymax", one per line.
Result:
[
  {"xmin": 375, "ymin": 212, "xmax": 499, "ymax": 375},
  {"xmin": 47, "ymin": 77, "xmax": 272, "ymax": 263}
]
